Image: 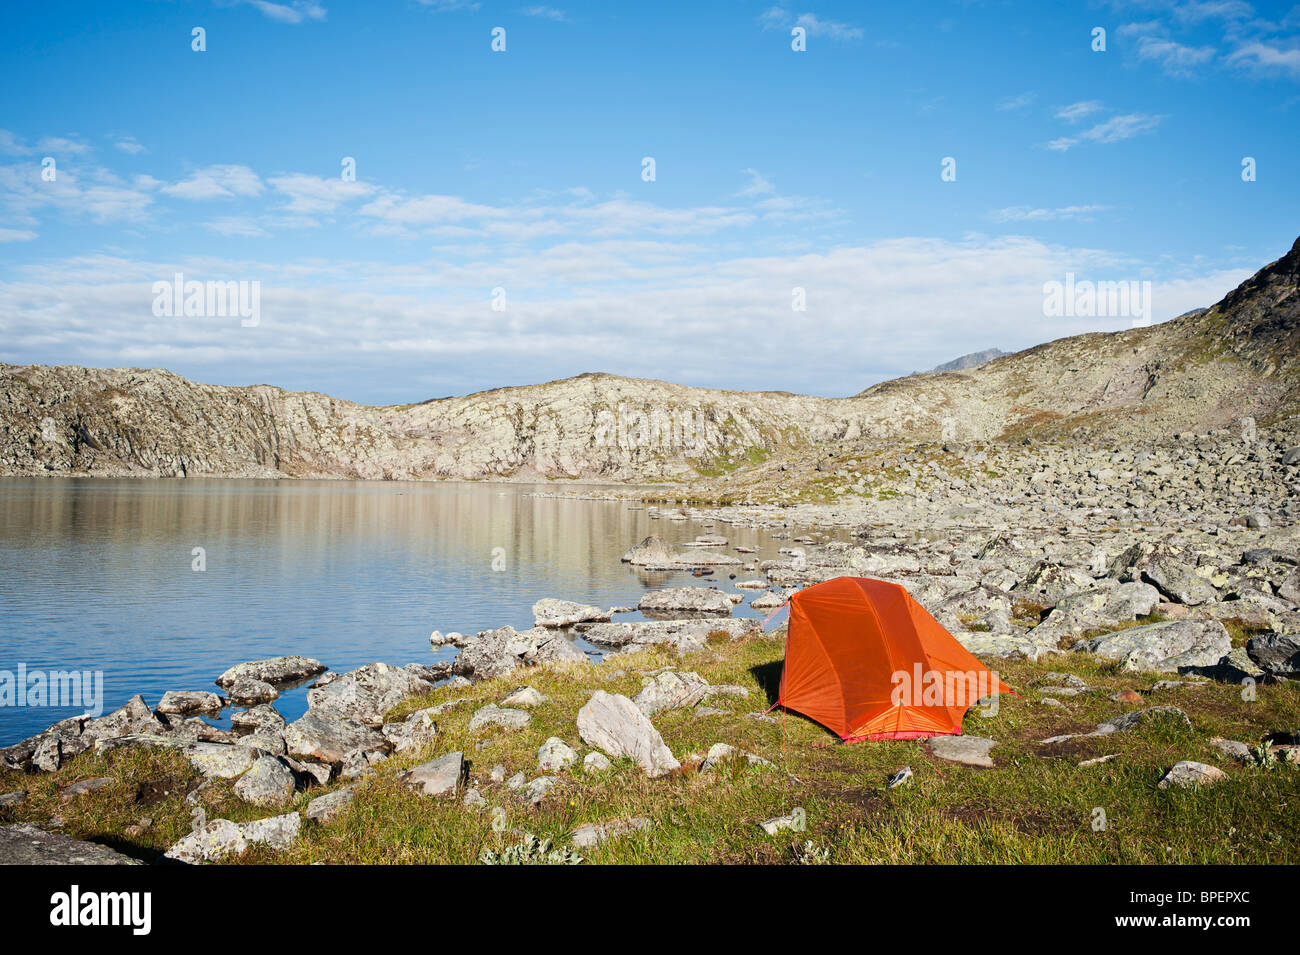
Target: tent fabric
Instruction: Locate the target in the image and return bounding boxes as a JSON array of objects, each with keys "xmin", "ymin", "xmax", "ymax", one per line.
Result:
[{"xmin": 775, "ymin": 576, "xmax": 1012, "ymax": 741}]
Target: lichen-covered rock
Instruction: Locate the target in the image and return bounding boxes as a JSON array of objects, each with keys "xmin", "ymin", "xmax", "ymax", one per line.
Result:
[{"xmin": 576, "ymin": 691, "xmax": 680, "ymax": 778}]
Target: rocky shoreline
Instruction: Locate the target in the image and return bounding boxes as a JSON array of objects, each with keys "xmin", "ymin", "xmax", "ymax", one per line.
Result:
[{"xmin": 3, "ymin": 489, "xmax": 1299, "ymax": 863}]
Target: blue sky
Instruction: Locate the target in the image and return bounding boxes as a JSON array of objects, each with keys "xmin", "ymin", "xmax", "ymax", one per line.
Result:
[{"xmin": 1, "ymin": 0, "xmax": 1298, "ymax": 404}]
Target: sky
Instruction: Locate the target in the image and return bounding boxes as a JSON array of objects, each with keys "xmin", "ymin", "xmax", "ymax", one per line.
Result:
[{"xmin": 1, "ymin": 0, "xmax": 1298, "ymax": 405}]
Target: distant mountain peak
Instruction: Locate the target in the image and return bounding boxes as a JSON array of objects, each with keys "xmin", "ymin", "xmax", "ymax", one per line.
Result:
[{"xmin": 928, "ymin": 348, "xmax": 1007, "ymax": 374}]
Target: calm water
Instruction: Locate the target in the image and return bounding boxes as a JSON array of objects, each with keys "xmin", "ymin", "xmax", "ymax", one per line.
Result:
[{"xmin": 0, "ymin": 478, "xmax": 810, "ymax": 745}]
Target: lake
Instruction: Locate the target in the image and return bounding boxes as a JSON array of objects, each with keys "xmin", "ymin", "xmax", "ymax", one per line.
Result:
[{"xmin": 0, "ymin": 478, "xmax": 811, "ymax": 745}]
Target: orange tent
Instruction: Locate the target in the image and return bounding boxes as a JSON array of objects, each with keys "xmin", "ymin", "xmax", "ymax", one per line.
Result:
[{"xmin": 775, "ymin": 576, "xmax": 1012, "ymax": 741}]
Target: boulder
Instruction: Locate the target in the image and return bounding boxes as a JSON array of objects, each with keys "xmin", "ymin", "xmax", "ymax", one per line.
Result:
[
  {"xmin": 532, "ymin": 598, "xmax": 611, "ymax": 628},
  {"xmin": 1158, "ymin": 760, "xmax": 1227, "ymax": 789},
  {"xmin": 1029, "ymin": 582, "xmax": 1161, "ymax": 645},
  {"xmin": 502, "ymin": 686, "xmax": 549, "ymax": 707},
  {"xmin": 402, "ymin": 751, "xmax": 463, "ymax": 797},
  {"xmin": 927, "ymin": 736, "xmax": 997, "ymax": 768},
  {"xmin": 226, "ymin": 679, "xmax": 279, "ymax": 706},
  {"xmin": 283, "ymin": 711, "xmax": 389, "ymax": 767},
  {"xmin": 156, "ymin": 690, "xmax": 225, "ymax": 715},
  {"xmin": 633, "ymin": 671, "xmax": 712, "ymax": 716},
  {"xmin": 576, "ymin": 691, "xmax": 680, "ymax": 778},
  {"xmin": 1246, "ymin": 632, "xmax": 1300, "ymax": 676},
  {"xmin": 570, "ymin": 817, "xmax": 651, "ymax": 849},
  {"xmin": 186, "ymin": 742, "xmax": 257, "ymax": 779},
  {"xmin": 306, "ymin": 662, "xmax": 435, "ymax": 727},
  {"xmin": 304, "ymin": 785, "xmax": 356, "ymax": 824},
  {"xmin": 1075, "ymin": 620, "xmax": 1231, "ymax": 672},
  {"xmin": 638, "ymin": 587, "xmax": 733, "ymax": 617},
  {"xmin": 216, "ymin": 656, "xmax": 326, "ymax": 688},
  {"xmin": 1141, "ymin": 555, "xmax": 1219, "ymax": 605},
  {"xmin": 537, "ymin": 737, "xmax": 578, "ymax": 772},
  {"xmin": 468, "ymin": 704, "xmax": 531, "ymax": 732},
  {"xmin": 0, "ymin": 824, "xmax": 141, "ymax": 865},
  {"xmin": 381, "ymin": 708, "xmax": 438, "ymax": 754},
  {"xmin": 233, "ymin": 756, "xmax": 296, "ymax": 806},
  {"xmin": 165, "ymin": 812, "xmax": 301, "ymax": 864}
]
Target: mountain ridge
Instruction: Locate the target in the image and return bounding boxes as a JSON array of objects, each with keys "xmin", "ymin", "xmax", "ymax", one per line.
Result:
[{"xmin": 2, "ymin": 236, "xmax": 1297, "ymax": 484}]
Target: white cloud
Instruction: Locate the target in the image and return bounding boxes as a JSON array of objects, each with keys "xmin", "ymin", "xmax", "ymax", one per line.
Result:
[
  {"xmin": 238, "ymin": 1, "xmax": 327, "ymax": 23},
  {"xmin": 1136, "ymin": 36, "xmax": 1216, "ymax": 76},
  {"xmin": 0, "ymin": 228, "xmax": 37, "ymax": 242},
  {"xmin": 521, "ymin": 6, "xmax": 567, "ymax": 21},
  {"xmin": 1055, "ymin": 101, "xmax": 1105, "ymax": 123},
  {"xmin": 114, "ymin": 138, "xmax": 146, "ymax": 155},
  {"xmin": 758, "ymin": 7, "xmax": 863, "ymax": 41},
  {"xmin": 267, "ymin": 174, "xmax": 377, "ymax": 215},
  {"xmin": 1227, "ymin": 41, "xmax": 1300, "ymax": 78},
  {"xmin": 736, "ymin": 168, "xmax": 775, "ymax": 197},
  {"xmin": 1047, "ymin": 113, "xmax": 1165, "ymax": 151},
  {"xmin": 997, "ymin": 92, "xmax": 1036, "ymax": 111},
  {"xmin": 162, "ymin": 165, "xmax": 264, "ymax": 201},
  {"xmin": 990, "ymin": 205, "xmax": 1111, "ymax": 222},
  {"xmin": 204, "ymin": 217, "xmax": 271, "ymax": 238},
  {"xmin": 0, "ymin": 238, "xmax": 1254, "ymax": 401}
]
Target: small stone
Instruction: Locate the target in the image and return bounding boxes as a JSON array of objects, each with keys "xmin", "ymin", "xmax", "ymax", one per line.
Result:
[
  {"xmin": 583, "ymin": 752, "xmax": 611, "ymax": 773},
  {"xmin": 537, "ymin": 737, "xmax": 578, "ymax": 773},
  {"xmin": 401, "ymin": 751, "xmax": 463, "ymax": 797},
  {"xmin": 59, "ymin": 777, "xmax": 112, "ymax": 803},
  {"xmin": 502, "ymin": 686, "xmax": 549, "ymax": 708},
  {"xmin": 927, "ymin": 735, "xmax": 997, "ymax": 768},
  {"xmin": 304, "ymin": 786, "xmax": 356, "ymax": 824},
  {"xmin": 760, "ymin": 811, "xmax": 803, "ymax": 836},
  {"xmin": 468, "ymin": 704, "xmax": 532, "ymax": 732},
  {"xmin": 1158, "ymin": 760, "xmax": 1227, "ymax": 789}
]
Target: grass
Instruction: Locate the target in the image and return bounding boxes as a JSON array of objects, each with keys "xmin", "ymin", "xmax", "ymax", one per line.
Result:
[{"xmin": 2, "ymin": 634, "xmax": 1298, "ymax": 865}]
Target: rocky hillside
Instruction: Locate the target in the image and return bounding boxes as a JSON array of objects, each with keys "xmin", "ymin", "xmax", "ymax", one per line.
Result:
[{"xmin": 2, "ymin": 236, "xmax": 1297, "ymax": 483}]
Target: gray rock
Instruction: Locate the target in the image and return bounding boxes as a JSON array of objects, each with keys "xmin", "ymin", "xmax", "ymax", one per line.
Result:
[
  {"xmin": 0, "ymin": 791, "xmax": 26, "ymax": 808},
  {"xmin": 583, "ymin": 618, "xmax": 758, "ymax": 655},
  {"xmin": 164, "ymin": 811, "xmax": 300, "ymax": 864},
  {"xmin": 634, "ymin": 670, "xmax": 712, "ymax": 716},
  {"xmin": 1141, "ymin": 555, "xmax": 1219, "ymax": 605},
  {"xmin": 537, "ymin": 737, "xmax": 578, "ymax": 772},
  {"xmin": 216, "ymin": 656, "xmax": 326, "ymax": 688},
  {"xmin": 157, "ymin": 690, "xmax": 226, "ymax": 715},
  {"xmin": 1246, "ymin": 631, "xmax": 1300, "ymax": 676},
  {"xmin": 468, "ymin": 703, "xmax": 532, "ymax": 732},
  {"xmin": 0, "ymin": 824, "xmax": 141, "ymax": 865},
  {"xmin": 1030, "ymin": 581, "xmax": 1162, "ymax": 645},
  {"xmin": 402, "ymin": 751, "xmax": 463, "ymax": 797},
  {"xmin": 306, "ymin": 662, "xmax": 435, "ymax": 727},
  {"xmin": 1158, "ymin": 760, "xmax": 1227, "ymax": 789},
  {"xmin": 523, "ymin": 776, "xmax": 559, "ymax": 804},
  {"xmin": 81, "ymin": 694, "xmax": 168, "ymax": 743},
  {"xmin": 233, "ymin": 756, "xmax": 296, "ymax": 806},
  {"xmin": 638, "ymin": 587, "xmax": 733, "ymax": 617},
  {"xmin": 1075, "ymin": 620, "xmax": 1231, "ymax": 672},
  {"xmin": 759, "ymin": 812, "xmax": 803, "ymax": 836},
  {"xmin": 570, "ymin": 817, "xmax": 651, "ymax": 849},
  {"xmin": 304, "ymin": 786, "xmax": 356, "ymax": 824},
  {"xmin": 1208, "ymin": 737, "xmax": 1255, "ymax": 764},
  {"xmin": 381, "ymin": 708, "xmax": 439, "ymax": 754},
  {"xmin": 927, "ymin": 735, "xmax": 997, "ymax": 767},
  {"xmin": 502, "ymin": 686, "xmax": 549, "ymax": 707},
  {"xmin": 283, "ymin": 711, "xmax": 389, "ymax": 766},
  {"xmin": 231, "ymin": 704, "xmax": 285, "ymax": 731},
  {"xmin": 577, "ymin": 691, "xmax": 680, "ymax": 778},
  {"xmin": 583, "ymin": 751, "xmax": 611, "ymax": 773},
  {"xmin": 227, "ymin": 678, "xmax": 279, "ymax": 706},
  {"xmin": 186, "ymin": 742, "xmax": 257, "ymax": 779},
  {"xmin": 59, "ymin": 777, "xmax": 112, "ymax": 803},
  {"xmin": 533, "ymin": 598, "xmax": 611, "ymax": 628},
  {"xmin": 1095, "ymin": 705, "xmax": 1192, "ymax": 736}
]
